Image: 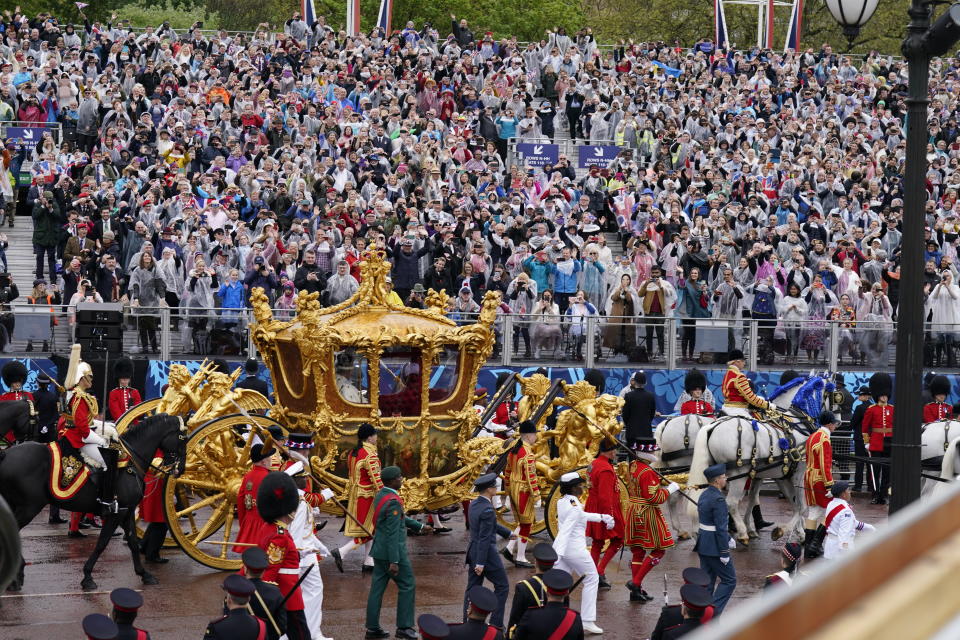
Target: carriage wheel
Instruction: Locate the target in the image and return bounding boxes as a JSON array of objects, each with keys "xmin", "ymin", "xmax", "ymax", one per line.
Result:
[{"xmin": 163, "ymin": 413, "xmax": 285, "ymax": 570}]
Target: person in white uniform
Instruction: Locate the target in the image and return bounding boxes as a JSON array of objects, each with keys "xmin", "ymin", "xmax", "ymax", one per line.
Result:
[
  {"xmin": 285, "ymin": 461, "xmax": 336, "ymax": 640},
  {"xmin": 552, "ymin": 471, "xmax": 614, "ymax": 635},
  {"xmin": 823, "ymin": 481, "xmax": 876, "ymax": 559}
]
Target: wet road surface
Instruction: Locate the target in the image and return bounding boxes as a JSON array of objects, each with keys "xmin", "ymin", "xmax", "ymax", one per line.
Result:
[{"xmin": 1, "ymin": 494, "xmax": 889, "ymax": 639}]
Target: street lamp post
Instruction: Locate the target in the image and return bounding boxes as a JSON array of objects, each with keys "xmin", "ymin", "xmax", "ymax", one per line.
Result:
[{"xmin": 826, "ymin": 0, "xmax": 960, "ymax": 513}]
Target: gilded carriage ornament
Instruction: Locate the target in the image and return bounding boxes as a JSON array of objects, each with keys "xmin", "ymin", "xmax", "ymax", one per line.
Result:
[{"xmin": 251, "ymin": 249, "xmax": 505, "ymax": 511}]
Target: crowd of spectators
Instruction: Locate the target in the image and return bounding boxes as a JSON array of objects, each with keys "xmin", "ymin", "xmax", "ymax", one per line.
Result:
[{"xmin": 1, "ymin": 7, "xmax": 959, "ymax": 365}]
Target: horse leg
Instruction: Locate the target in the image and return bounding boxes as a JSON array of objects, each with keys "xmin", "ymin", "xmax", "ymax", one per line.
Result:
[
  {"xmin": 123, "ymin": 509, "xmax": 157, "ymax": 585},
  {"xmin": 667, "ymin": 493, "xmax": 690, "ymax": 540},
  {"xmin": 773, "ymin": 477, "xmax": 803, "ymax": 543},
  {"xmin": 81, "ymin": 512, "xmax": 121, "ymax": 591},
  {"xmin": 726, "ymin": 479, "xmax": 751, "ymax": 547},
  {"xmin": 7, "ymin": 502, "xmax": 45, "ymax": 592},
  {"xmin": 744, "ymin": 481, "xmax": 761, "ymax": 539}
]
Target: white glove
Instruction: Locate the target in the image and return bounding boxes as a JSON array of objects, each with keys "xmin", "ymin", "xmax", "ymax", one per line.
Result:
[
  {"xmin": 666, "ymin": 482, "xmax": 680, "ymax": 495},
  {"xmin": 728, "ymin": 538, "xmax": 736, "ymax": 550},
  {"xmin": 320, "ymin": 488, "xmax": 335, "ymax": 501},
  {"xmin": 82, "ymin": 431, "xmax": 108, "ymax": 447},
  {"xmin": 601, "ymin": 514, "xmax": 615, "ymax": 529},
  {"xmin": 720, "ymin": 556, "xmax": 730, "ymax": 565}
]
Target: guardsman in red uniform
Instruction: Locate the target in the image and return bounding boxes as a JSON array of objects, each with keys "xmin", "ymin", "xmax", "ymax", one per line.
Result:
[
  {"xmin": 503, "ymin": 419, "xmax": 539, "ymax": 568},
  {"xmin": 233, "ymin": 443, "xmax": 276, "ymax": 552},
  {"xmin": 862, "ymin": 373, "xmax": 894, "ymax": 505},
  {"xmin": 585, "ymin": 439, "xmax": 624, "ymax": 588},
  {"xmin": 108, "ymin": 358, "xmax": 142, "ymax": 422},
  {"xmin": 0, "ymin": 360, "xmax": 34, "ymax": 444},
  {"xmin": 720, "ymin": 349, "xmax": 769, "ymax": 418},
  {"xmin": 257, "ymin": 471, "xmax": 310, "ymax": 640},
  {"xmin": 332, "ymin": 422, "xmax": 382, "ymax": 573},
  {"xmin": 680, "ymin": 370, "xmax": 714, "ymax": 416},
  {"xmin": 923, "ymin": 375, "xmax": 953, "ymax": 423},
  {"xmin": 623, "ymin": 438, "xmax": 679, "ymax": 602},
  {"xmin": 803, "ymin": 411, "xmax": 839, "ymax": 559},
  {"xmin": 0, "ymin": 360, "xmax": 34, "ymax": 403}
]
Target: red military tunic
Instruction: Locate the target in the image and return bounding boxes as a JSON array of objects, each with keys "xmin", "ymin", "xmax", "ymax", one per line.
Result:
[
  {"xmin": 140, "ymin": 449, "xmax": 166, "ymax": 523},
  {"xmin": 862, "ymin": 403, "xmax": 894, "ymax": 453},
  {"xmin": 57, "ymin": 390, "xmax": 97, "ymax": 449},
  {"xmin": 923, "ymin": 401, "xmax": 953, "ymax": 423},
  {"xmin": 344, "ymin": 442, "xmax": 382, "ymax": 539},
  {"xmin": 680, "ymin": 400, "xmax": 714, "ymax": 416},
  {"xmin": 623, "ymin": 461, "xmax": 674, "ymax": 550},
  {"xmin": 505, "ymin": 443, "xmax": 540, "ymax": 526},
  {"xmin": 260, "ymin": 521, "xmax": 305, "ymax": 611},
  {"xmin": 721, "ymin": 365, "xmax": 769, "ymax": 411},
  {"xmin": 803, "ymin": 427, "xmax": 834, "ymax": 508},
  {"xmin": 584, "ymin": 456, "xmax": 624, "ymax": 540},
  {"xmin": 491, "ymin": 401, "xmax": 517, "ymax": 438},
  {"xmin": 234, "ymin": 465, "xmax": 271, "ymax": 552},
  {"xmin": 0, "ymin": 389, "xmax": 34, "ymax": 402},
  {"xmin": 108, "ymin": 385, "xmax": 142, "ymax": 421}
]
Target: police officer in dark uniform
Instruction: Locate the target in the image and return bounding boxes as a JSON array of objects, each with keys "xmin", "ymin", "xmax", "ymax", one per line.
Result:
[
  {"xmin": 110, "ymin": 587, "xmax": 151, "ymax": 640},
  {"xmin": 236, "ymin": 357, "xmax": 270, "ymax": 399},
  {"xmin": 449, "ymin": 586, "xmax": 505, "ymax": 639},
  {"xmin": 238, "ymin": 547, "xmax": 287, "ymax": 640},
  {"xmin": 506, "ymin": 542, "xmax": 562, "ymax": 634},
  {"xmin": 35, "ymin": 372, "xmax": 65, "ymax": 523},
  {"xmin": 511, "ymin": 569, "xmax": 582, "ymax": 640},
  {"xmin": 650, "ymin": 568, "xmax": 713, "ymax": 640},
  {"xmin": 849, "ymin": 386, "xmax": 872, "ymax": 493},
  {"xmin": 660, "ymin": 584, "xmax": 714, "ymax": 639},
  {"xmin": 204, "ymin": 574, "xmax": 267, "ymax": 640},
  {"xmin": 83, "ymin": 613, "xmax": 119, "ymax": 640}
]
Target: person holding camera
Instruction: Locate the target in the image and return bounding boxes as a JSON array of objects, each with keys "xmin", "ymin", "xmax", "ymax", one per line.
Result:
[
  {"xmin": 185, "ymin": 256, "xmax": 220, "ymax": 354},
  {"xmin": 32, "ymin": 190, "xmax": 61, "ymax": 281},
  {"xmin": 506, "ymin": 273, "xmax": 537, "ymax": 358},
  {"xmin": 129, "ymin": 252, "xmax": 166, "ymax": 354},
  {"xmin": 67, "ymin": 277, "xmax": 103, "ymax": 326}
]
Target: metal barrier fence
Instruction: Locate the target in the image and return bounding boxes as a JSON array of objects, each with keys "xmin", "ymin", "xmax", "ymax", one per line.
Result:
[{"xmin": 0, "ymin": 303, "xmax": 942, "ymax": 373}]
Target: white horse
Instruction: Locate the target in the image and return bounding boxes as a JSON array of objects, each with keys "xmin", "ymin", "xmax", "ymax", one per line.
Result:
[
  {"xmin": 920, "ymin": 420, "xmax": 960, "ymax": 496},
  {"xmin": 932, "ymin": 435, "xmax": 960, "ymax": 499},
  {"xmin": 655, "ymin": 413, "xmax": 714, "ymax": 539},
  {"xmin": 687, "ymin": 374, "xmax": 836, "ymax": 546}
]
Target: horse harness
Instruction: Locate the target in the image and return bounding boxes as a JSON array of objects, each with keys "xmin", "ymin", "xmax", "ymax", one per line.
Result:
[
  {"xmin": 920, "ymin": 420, "xmax": 960, "ymax": 471},
  {"xmin": 660, "ymin": 414, "xmax": 708, "ymax": 471},
  {"xmin": 707, "ymin": 414, "xmax": 805, "ymax": 482}
]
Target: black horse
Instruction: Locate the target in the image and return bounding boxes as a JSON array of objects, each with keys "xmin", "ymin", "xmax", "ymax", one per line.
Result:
[
  {"xmin": 0, "ymin": 413, "xmax": 186, "ymax": 591},
  {"xmin": 0, "ymin": 400, "xmax": 38, "ymax": 444}
]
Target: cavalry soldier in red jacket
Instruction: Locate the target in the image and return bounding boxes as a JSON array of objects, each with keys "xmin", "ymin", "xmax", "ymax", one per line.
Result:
[
  {"xmin": 803, "ymin": 411, "xmax": 839, "ymax": 559},
  {"xmin": 108, "ymin": 358, "xmax": 141, "ymax": 422},
  {"xmin": 923, "ymin": 375, "xmax": 953, "ymax": 423},
  {"xmin": 623, "ymin": 438, "xmax": 680, "ymax": 602},
  {"xmin": 680, "ymin": 370, "xmax": 714, "ymax": 416},
  {"xmin": 585, "ymin": 439, "xmax": 624, "ymax": 589},
  {"xmin": 720, "ymin": 349, "xmax": 769, "ymax": 418},
  {"xmin": 0, "ymin": 360, "xmax": 33, "ymax": 403},
  {"xmin": 257, "ymin": 471, "xmax": 310, "ymax": 640},
  {"xmin": 862, "ymin": 373, "xmax": 894, "ymax": 505}
]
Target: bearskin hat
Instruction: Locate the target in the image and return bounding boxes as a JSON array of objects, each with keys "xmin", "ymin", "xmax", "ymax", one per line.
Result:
[
  {"xmin": 780, "ymin": 370, "xmax": 800, "ymax": 386},
  {"xmin": 930, "ymin": 374, "xmax": 951, "ymax": 399},
  {"xmin": 870, "ymin": 372, "xmax": 893, "ymax": 401},
  {"xmin": 1, "ymin": 360, "xmax": 28, "ymax": 387},
  {"xmin": 584, "ymin": 369, "xmax": 606, "ymax": 394},
  {"xmin": 256, "ymin": 471, "xmax": 300, "ymax": 522},
  {"xmin": 113, "ymin": 357, "xmax": 134, "ymax": 380},
  {"xmin": 685, "ymin": 369, "xmax": 707, "ymax": 393}
]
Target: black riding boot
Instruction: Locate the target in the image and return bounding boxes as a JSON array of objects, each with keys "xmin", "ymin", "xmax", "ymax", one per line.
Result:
[
  {"xmin": 142, "ymin": 522, "xmax": 169, "ymax": 563},
  {"xmin": 98, "ymin": 448, "xmax": 120, "ymax": 515},
  {"xmin": 752, "ymin": 504, "xmax": 773, "ymax": 530},
  {"xmin": 805, "ymin": 525, "xmax": 827, "ymax": 559}
]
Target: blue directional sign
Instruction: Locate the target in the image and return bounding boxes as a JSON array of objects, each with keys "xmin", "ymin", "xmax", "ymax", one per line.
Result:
[
  {"xmin": 4, "ymin": 126, "xmax": 47, "ymax": 148},
  {"xmin": 516, "ymin": 142, "xmax": 559, "ymax": 167},
  {"xmin": 577, "ymin": 144, "xmax": 622, "ymax": 169}
]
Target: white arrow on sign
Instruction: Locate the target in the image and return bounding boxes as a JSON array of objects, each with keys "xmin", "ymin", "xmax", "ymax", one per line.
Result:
[
  {"xmin": 22, "ymin": 129, "xmax": 36, "ymax": 140},
  {"xmin": 593, "ymin": 146, "xmax": 603, "ymax": 156},
  {"xmin": 533, "ymin": 145, "xmax": 543, "ymax": 154}
]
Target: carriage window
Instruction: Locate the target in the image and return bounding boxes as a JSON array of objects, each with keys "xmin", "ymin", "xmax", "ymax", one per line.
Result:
[
  {"xmin": 429, "ymin": 345, "xmax": 461, "ymax": 404},
  {"xmin": 377, "ymin": 347, "xmax": 424, "ymax": 417},
  {"xmin": 333, "ymin": 349, "xmax": 369, "ymax": 405}
]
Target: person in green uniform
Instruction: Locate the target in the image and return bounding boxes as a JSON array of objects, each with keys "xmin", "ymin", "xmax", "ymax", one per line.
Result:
[{"xmin": 365, "ymin": 466, "xmax": 433, "ymax": 639}]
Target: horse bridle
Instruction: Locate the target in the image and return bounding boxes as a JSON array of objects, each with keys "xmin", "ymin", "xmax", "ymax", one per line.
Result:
[{"xmin": 117, "ymin": 416, "xmax": 188, "ymax": 478}]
